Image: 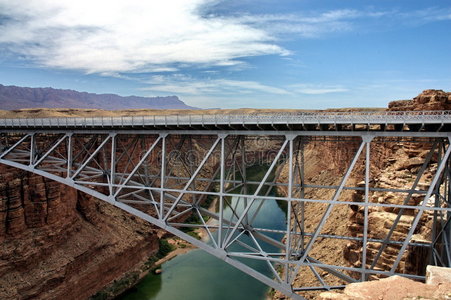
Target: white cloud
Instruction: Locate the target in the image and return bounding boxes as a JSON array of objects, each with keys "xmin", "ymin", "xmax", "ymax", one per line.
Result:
[
  {"xmin": 233, "ymin": 9, "xmax": 374, "ymax": 38},
  {"xmin": 289, "ymin": 84, "xmax": 349, "ymax": 95},
  {"xmin": 397, "ymin": 7, "xmax": 451, "ymax": 22},
  {"xmin": 0, "ymin": 0, "xmax": 288, "ymax": 73},
  {"xmin": 2, "ymin": 1, "xmax": 446, "ymax": 76},
  {"xmin": 234, "ymin": 7, "xmax": 451, "ymax": 38},
  {"xmin": 142, "ymin": 74, "xmax": 290, "ymax": 96},
  {"xmin": 141, "ymin": 75, "xmax": 350, "ymax": 100}
]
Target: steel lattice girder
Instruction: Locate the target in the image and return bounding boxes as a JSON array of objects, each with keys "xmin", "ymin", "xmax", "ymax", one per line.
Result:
[{"xmin": 0, "ymin": 130, "xmax": 450, "ymax": 300}]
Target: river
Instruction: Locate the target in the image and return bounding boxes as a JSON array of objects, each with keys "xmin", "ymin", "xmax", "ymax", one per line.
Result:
[{"xmin": 117, "ymin": 166, "xmax": 286, "ymax": 300}]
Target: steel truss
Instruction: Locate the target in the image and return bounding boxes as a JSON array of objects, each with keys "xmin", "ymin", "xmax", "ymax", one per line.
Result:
[{"xmin": 0, "ymin": 129, "xmax": 451, "ymax": 300}]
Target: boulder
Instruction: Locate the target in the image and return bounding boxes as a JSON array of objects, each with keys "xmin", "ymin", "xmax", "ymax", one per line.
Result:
[
  {"xmin": 426, "ymin": 265, "xmax": 451, "ymax": 285},
  {"xmin": 319, "ymin": 274, "xmax": 451, "ymax": 299}
]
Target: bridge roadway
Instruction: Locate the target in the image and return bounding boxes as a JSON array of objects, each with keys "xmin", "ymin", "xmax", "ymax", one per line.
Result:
[
  {"xmin": 1, "ymin": 111, "xmax": 451, "ymax": 299},
  {"xmin": 0, "ymin": 110, "xmax": 450, "ymax": 131}
]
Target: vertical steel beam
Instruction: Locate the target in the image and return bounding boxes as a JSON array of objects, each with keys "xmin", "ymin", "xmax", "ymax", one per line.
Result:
[
  {"xmin": 219, "ymin": 135, "xmax": 225, "ymax": 248},
  {"xmin": 109, "ymin": 133, "xmax": 116, "ymax": 196},
  {"xmin": 362, "ymin": 137, "xmax": 372, "ymax": 280},
  {"xmin": 189, "ymin": 137, "xmax": 196, "ymax": 204},
  {"xmin": 160, "ymin": 134, "xmax": 166, "ymax": 219},
  {"xmin": 299, "ymin": 138, "xmax": 305, "ymax": 250},
  {"xmin": 241, "ymin": 136, "xmax": 248, "ymax": 225},
  {"xmin": 29, "ymin": 133, "xmax": 35, "ymax": 166},
  {"xmin": 431, "ymin": 143, "xmax": 443, "ymax": 264},
  {"xmin": 285, "ymin": 136, "xmax": 294, "ymax": 283},
  {"xmin": 66, "ymin": 134, "xmax": 72, "ymax": 178}
]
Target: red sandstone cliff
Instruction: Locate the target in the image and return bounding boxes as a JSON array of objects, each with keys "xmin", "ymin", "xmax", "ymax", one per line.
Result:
[
  {"xmin": 0, "ymin": 165, "xmax": 160, "ymax": 299},
  {"xmin": 0, "ymin": 132, "xmax": 220, "ymax": 299},
  {"xmin": 345, "ymin": 91, "xmax": 449, "ymax": 278},
  {"xmin": 273, "ymin": 90, "xmax": 450, "ymax": 299}
]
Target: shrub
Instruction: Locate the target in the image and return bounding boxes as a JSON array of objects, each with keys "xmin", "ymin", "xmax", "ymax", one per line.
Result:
[{"xmin": 157, "ymin": 239, "xmax": 175, "ymax": 258}]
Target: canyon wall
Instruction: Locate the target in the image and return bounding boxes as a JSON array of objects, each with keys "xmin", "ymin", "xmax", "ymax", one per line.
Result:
[
  {"xmin": 0, "ymin": 164, "xmax": 160, "ymax": 299},
  {"xmin": 0, "ymin": 133, "xmax": 223, "ymax": 299},
  {"xmin": 345, "ymin": 90, "xmax": 450, "ymax": 277},
  {"xmin": 274, "ymin": 90, "xmax": 450, "ymax": 299}
]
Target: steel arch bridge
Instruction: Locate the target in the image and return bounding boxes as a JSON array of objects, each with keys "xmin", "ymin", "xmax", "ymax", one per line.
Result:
[{"xmin": 1, "ymin": 111, "xmax": 451, "ymax": 300}]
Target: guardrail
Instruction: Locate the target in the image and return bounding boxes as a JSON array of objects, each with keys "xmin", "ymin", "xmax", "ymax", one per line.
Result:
[{"xmin": 0, "ymin": 110, "xmax": 450, "ymax": 128}]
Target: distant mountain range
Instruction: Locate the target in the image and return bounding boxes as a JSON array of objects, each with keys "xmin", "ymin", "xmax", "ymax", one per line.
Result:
[{"xmin": 0, "ymin": 84, "xmax": 197, "ymax": 110}]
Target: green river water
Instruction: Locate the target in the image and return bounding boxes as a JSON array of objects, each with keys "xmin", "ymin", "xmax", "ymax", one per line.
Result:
[{"xmin": 117, "ymin": 166, "xmax": 286, "ymax": 300}]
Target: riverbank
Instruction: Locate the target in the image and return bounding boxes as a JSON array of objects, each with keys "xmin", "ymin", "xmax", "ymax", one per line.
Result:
[
  {"xmin": 154, "ymin": 239, "xmax": 196, "ymax": 266},
  {"xmin": 90, "ymin": 237, "xmax": 193, "ymax": 300},
  {"xmin": 93, "ymin": 216, "xmax": 209, "ymax": 300}
]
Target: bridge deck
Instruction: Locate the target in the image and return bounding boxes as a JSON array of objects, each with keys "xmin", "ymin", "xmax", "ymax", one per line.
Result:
[{"xmin": 1, "ymin": 110, "xmax": 451, "ymax": 131}]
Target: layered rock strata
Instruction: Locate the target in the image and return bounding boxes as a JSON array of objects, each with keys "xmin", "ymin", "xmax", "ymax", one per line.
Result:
[
  {"xmin": 0, "ymin": 165, "xmax": 160, "ymax": 299},
  {"xmin": 274, "ymin": 90, "xmax": 450, "ymax": 299}
]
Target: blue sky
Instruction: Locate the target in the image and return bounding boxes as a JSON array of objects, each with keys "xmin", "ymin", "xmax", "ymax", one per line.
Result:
[{"xmin": 0, "ymin": 0, "xmax": 450, "ymax": 109}]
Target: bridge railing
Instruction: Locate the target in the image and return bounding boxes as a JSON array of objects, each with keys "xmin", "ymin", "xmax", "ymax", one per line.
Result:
[{"xmin": 0, "ymin": 110, "xmax": 450, "ymax": 128}]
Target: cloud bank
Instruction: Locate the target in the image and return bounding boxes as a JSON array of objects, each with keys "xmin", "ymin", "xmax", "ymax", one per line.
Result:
[
  {"xmin": 1, "ymin": 1, "xmax": 448, "ymax": 76},
  {"xmin": 0, "ymin": 0, "xmax": 288, "ymax": 73}
]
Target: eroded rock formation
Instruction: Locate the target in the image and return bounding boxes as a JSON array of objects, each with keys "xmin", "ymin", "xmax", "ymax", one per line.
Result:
[
  {"xmin": 0, "ymin": 165, "xmax": 160, "ymax": 299},
  {"xmin": 343, "ymin": 141, "xmax": 436, "ymax": 277},
  {"xmin": 389, "ymin": 89, "xmax": 451, "ymax": 111},
  {"xmin": 274, "ymin": 89, "xmax": 450, "ymax": 299},
  {"xmin": 0, "ymin": 133, "xmax": 222, "ymax": 299},
  {"xmin": 344, "ymin": 90, "xmax": 448, "ymax": 278}
]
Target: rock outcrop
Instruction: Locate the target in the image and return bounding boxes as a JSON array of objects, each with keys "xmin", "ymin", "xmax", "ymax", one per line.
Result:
[
  {"xmin": 343, "ymin": 140, "xmax": 436, "ymax": 278},
  {"xmin": 273, "ymin": 89, "xmax": 451, "ymax": 300},
  {"xmin": 389, "ymin": 89, "xmax": 451, "ymax": 111},
  {"xmin": 343, "ymin": 91, "xmax": 449, "ymax": 279},
  {"xmin": 319, "ymin": 266, "xmax": 451, "ymax": 300},
  {"xmin": 0, "ymin": 165, "xmax": 160, "ymax": 299},
  {"xmin": 0, "ymin": 130, "xmax": 222, "ymax": 299}
]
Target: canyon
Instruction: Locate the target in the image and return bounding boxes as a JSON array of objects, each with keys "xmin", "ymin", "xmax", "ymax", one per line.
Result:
[{"xmin": 0, "ymin": 89, "xmax": 450, "ymax": 300}]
